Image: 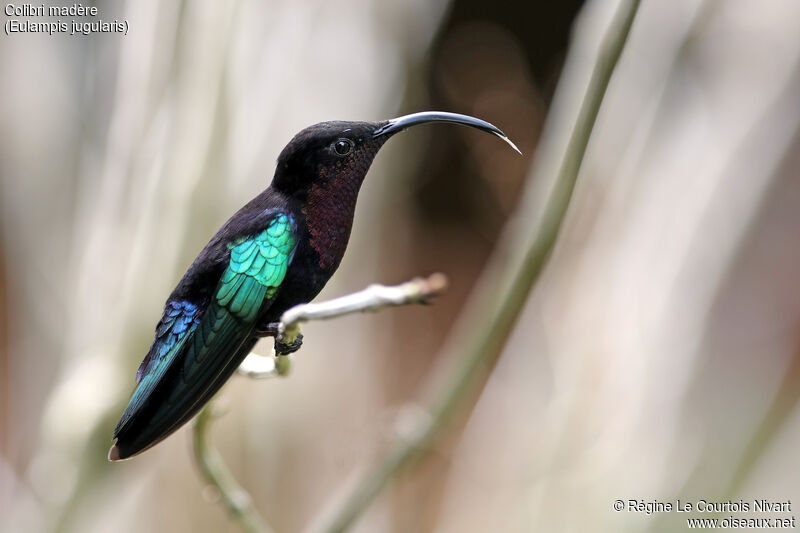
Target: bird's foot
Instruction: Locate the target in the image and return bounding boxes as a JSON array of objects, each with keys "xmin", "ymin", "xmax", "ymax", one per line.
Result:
[
  {"xmin": 254, "ymin": 321, "xmax": 304, "ymax": 355},
  {"xmin": 275, "ymin": 333, "xmax": 303, "ymax": 355}
]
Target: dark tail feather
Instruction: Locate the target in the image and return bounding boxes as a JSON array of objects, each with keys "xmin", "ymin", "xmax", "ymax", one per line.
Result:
[{"xmin": 110, "ymin": 303, "xmax": 258, "ymax": 460}]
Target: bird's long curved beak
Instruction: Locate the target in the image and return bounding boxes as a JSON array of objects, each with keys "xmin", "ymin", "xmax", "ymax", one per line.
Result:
[{"xmin": 373, "ymin": 111, "xmax": 522, "ymax": 155}]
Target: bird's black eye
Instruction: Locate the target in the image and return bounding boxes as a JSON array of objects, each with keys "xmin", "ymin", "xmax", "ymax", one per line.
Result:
[{"xmin": 332, "ymin": 138, "xmax": 354, "ymax": 156}]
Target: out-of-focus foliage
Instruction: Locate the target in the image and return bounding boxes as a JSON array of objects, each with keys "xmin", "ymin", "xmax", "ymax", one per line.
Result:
[{"xmin": 2, "ymin": 0, "xmax": 800, "ymax": 532}]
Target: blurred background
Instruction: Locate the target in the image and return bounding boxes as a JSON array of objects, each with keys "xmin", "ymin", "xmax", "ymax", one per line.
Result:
[{"xmin": 2, "ymin": 0, "xmax": 800, "ymax": 531}]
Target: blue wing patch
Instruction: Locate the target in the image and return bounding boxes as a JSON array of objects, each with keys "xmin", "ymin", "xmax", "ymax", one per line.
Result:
[
  {"xmin": 137, "ymin": 300, "xmax": 201, "ymax": 382},
  {"xmin": 116, "ymin": 300, "xmax": 201, "ymax": 432}
]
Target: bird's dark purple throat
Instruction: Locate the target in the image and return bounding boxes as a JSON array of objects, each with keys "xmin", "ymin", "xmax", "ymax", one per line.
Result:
[{"xmin": 109, "ymin": 111, "xmax": 520, "ymax": 461}]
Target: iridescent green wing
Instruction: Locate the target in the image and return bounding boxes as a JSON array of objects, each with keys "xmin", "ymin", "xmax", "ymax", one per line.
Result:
[
  {"xmin": 216, "ymin": 212, "xmax": 297, "ymax": 321},
  {"xmin": 113, "ymin": 213, "xmax": 297, "ymax": 455},
  {"xmin": 137, "ymin": 212, "xmax": 297, "ymax": 435},
  {"xmin": 164, "ymin": 212, "xmax": 298, "ymax": 407}
]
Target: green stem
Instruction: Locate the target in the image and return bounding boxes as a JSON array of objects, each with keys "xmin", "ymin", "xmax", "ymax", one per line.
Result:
[
  {"xmin": 193, "ymin": 403, "xmax": 275, "ymax": 533},
  {"xmin": 309, "ymin": 1, "xmax": 642, "ymax": 532}
]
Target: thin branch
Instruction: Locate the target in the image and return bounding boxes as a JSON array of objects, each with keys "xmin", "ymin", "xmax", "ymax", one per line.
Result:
[
  {"xmin": 236, "ymin": 352, "xmax": 293, "ymax": 379},
  {"xmin": 192, "ymin": 404, "xmax": 275, "ymax": 533},
  {"xmin": 277, "ymin": 273, "xmax": 448, "ymax": 344},
  {"xmin": 307, "ymin": 1, "xmax": 642, "ymax": 532},
  {"xmin": 235, "ymin": 273, "xmax": 448, "ymax": 379},
  {"xmin": 193, "ymin": 273, "xmax": 449, "ymax": 532}
]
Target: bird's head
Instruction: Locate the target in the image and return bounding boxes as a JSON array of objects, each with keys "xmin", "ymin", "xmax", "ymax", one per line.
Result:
[
  {"xmin": 271, "ymin": 111, "xmax": 520, "ymax": 271},
  {"xmin": 271, "ymin": 111, "xmax": 520, "ymax": 199}
]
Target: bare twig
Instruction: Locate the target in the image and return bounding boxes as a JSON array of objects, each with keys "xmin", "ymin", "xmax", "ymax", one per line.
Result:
[
  {"xmin": 278, "ymin": 273, "xmax": 448, "ymax": 345},
  {"xmin": 235, "ymin": 273, "xmax": 447, "ymax": 379},
  {"xmin": 236, "ymin": 352, "xmax": 293, "ymax": 379},
  {"xmin": 306, "ymin": 1, "xmax": 642, "ymax": 532},
  {"xmin": 192, "ymin": 404, "xmax": 275, "ymax": 533},
  {"xmin": 193, "ymin": 273, "xmax": 449, "ymax": 531}
]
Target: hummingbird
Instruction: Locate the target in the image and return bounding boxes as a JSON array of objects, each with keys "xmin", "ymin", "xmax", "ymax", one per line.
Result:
[{"xmin": 109, "ymin": 111, "xmax": 520, "ymax": 461}]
